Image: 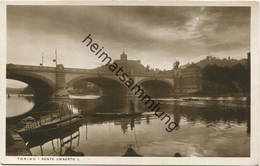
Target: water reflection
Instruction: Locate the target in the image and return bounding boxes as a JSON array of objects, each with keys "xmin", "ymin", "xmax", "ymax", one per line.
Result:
[
  {"xmin": 6, "ymin": 96, "xmax": 34, "ymax": 117},
  {"xmin": 29, "ymin": 123, "xmax": 83, "ymax": 156},
  {"xmin": 7, "ymin": 96, "xmax": 250, "ymax": 157}
]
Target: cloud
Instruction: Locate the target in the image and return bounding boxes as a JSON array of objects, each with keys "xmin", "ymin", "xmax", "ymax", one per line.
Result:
[{"xmin": 7, "ymin": 6, "xmax": 250, "ymax": 70}]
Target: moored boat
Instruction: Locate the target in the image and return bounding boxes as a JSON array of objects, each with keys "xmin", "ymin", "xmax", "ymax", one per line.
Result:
[{"xmin": 18, "ymin": 113, "xmax": 83, "ymax": 142}]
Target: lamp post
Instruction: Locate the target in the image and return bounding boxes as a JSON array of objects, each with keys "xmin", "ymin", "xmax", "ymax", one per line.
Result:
[
  {"xmin": 40, "ymin": 56, "xmax": 44, "ymax": 66},
  {"xmin": 53, "ymin": 48, "xmax": 58, "ymax": 66}
]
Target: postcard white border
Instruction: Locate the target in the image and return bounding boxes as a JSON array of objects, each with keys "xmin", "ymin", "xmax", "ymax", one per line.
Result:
[{"xmin": 0, "ymin": 0, "xmax": 259, "ymax": 165}]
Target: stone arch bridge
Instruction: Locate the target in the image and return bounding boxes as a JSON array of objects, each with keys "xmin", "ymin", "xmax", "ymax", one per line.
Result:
[{"xmin": 7, "ymin": 64, "xmax": 201, "ymax": 99}]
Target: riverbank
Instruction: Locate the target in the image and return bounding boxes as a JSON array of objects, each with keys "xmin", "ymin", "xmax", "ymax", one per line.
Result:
[{"xmin": 6, "ymin": 129, "xmax": 31, "ymax": 156}]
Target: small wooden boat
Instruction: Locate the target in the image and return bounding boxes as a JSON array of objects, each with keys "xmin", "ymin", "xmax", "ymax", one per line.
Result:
[
  {"xmin": 18, "ymin": 113, "xmax": 83, "ymax": 142},
  {"xmin": 122, "ymin": 147, "xmax": 142, "ymax": 157},
  {"xmin": 62, "ymin": 148, "xmax": 84, "ymax": 156}
]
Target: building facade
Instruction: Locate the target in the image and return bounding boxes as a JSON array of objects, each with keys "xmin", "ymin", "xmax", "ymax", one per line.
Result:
[{"xmin": 174, "ymin": 64, "xmax": 202, "ymax": 94}]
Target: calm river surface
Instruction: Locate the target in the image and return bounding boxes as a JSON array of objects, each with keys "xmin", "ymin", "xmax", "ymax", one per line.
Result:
[{"xmin": 7, "ymin": 95, "xmax": 250, "ymax": 157}]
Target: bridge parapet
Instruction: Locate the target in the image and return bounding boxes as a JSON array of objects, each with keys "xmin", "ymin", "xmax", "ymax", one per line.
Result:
[
  {"xmin": 7, "ymin": 64, "xmax": 56, "ymax": 72},
  {"xmin": 64, "ymin": 68, "xmax": 111, "ymax": 74}
]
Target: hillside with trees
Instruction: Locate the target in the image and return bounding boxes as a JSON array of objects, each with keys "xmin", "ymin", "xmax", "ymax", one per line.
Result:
[
  {"xmin": 191, "ymin": 56, "xmax": 250, "ymax": 96},
  {"xmin": 184, "ymin": 56, "xmax": 248, "ymax": 69},
  {"xmin": 200, "ymin": 64, "xmax": 250, "ymax": 95}
]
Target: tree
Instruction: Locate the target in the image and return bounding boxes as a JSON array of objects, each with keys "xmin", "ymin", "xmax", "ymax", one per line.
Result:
[
  {"xmin": 173, "ymin": 61, "xmax": 180, "ymax": 70},
  {"xmin": 201, "ymin": 64, "xmax": 250, "ymax": 94}
]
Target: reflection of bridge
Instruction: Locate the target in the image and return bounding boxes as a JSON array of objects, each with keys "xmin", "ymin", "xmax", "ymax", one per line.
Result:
[{"xmin": 7, "ymin": 55, "xmax": 202, "ymax": 98}]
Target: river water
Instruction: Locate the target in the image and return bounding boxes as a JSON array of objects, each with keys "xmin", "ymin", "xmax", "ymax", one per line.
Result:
[{"xmin": 6, "ymin": 95, "xmax": 250, "ymax": 157}]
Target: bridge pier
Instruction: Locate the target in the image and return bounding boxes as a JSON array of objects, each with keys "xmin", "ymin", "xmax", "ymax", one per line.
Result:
[{"xmin": 53, "ymin": 64, "xmax": 69, "ymax": 98}]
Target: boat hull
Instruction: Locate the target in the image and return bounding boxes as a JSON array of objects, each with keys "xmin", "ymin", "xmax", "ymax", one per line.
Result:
[{"xmin": 18, "ymin": 116, "xmax": 83, "ymax": 142}]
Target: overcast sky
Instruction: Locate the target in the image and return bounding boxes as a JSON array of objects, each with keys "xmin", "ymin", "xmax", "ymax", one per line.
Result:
[{"xmin": 7, "ymin": 6, "xmax": 250, "ymax": 88}]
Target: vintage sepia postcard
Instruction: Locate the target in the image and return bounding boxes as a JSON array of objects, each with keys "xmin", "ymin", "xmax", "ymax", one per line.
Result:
[{"xmin": 0, "ymin": 0, "xmax": 259, "ymax": 165}]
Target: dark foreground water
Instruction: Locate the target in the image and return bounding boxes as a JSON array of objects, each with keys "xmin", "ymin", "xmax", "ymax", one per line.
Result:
[{"xmin": 7, "ymin": 95, "xmax": 250, "ymax": 157}]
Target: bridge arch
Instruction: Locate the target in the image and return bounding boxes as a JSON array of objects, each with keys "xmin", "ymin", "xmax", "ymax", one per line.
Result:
[
  {"xmin": 136, "ymin": 78, "xmax": 174, "ymax": 97},
  {"xmin": 67, "ymin": 75, "xmax": 127, "ymax": 96},
  {"xmin": 7, "ymin": 71, "xmax": 56, "ymax": 100}
]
